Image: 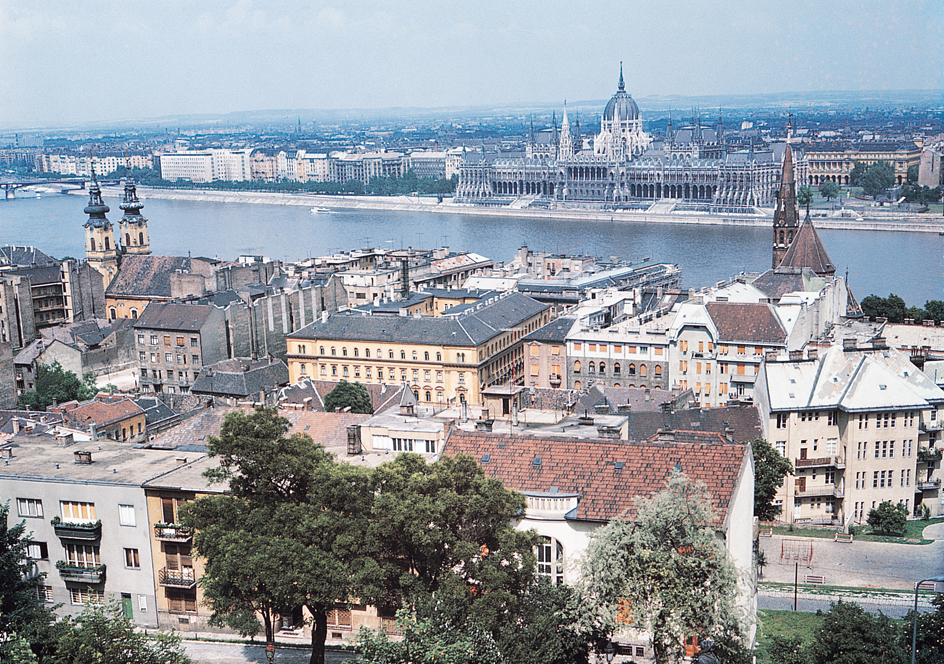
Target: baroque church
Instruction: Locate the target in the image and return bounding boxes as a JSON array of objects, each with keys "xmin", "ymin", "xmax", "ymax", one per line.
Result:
[
  {"xmin": 83, "ymin": 169, "xmax": 151, "ymax": 288},
  {"xmin": 456, "ymin": 66, "xmax": 807, "ymax": 211}
]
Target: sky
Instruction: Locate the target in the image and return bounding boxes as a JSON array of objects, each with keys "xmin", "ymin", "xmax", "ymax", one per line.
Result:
[{"xmin": 1, "ymin": 0, "xmax": 942, "ymax": 129}]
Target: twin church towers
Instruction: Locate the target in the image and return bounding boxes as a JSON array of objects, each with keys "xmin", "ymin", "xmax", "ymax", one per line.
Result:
[{"xmin": 83, "ymin": 172, "xmax": 150, "ymax": 287}]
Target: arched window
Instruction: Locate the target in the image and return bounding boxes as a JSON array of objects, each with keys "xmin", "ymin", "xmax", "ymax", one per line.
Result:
[
  {"xmin": 90, "ymin": 237, "xmax": 96, "ymax": 251},
  {"xmin": 599, "ymin": 362, "xmax": 606, "ymax": 375},
  {"xmin": 125, "ymin": 233, "xmax": 131, "ymax": 246},
  {"xmin": 130, "ymin": 308, "xmax": 138, "ymax": 319},
  {"xmin": 353, "ymin": 348, "xmax": 359, "ymax": 357},
  {"xmin": 342, "ymin": 347, "xmax": 348, "ymax": 356},
  {"xmin": 574, "ymin": 381, "xmax": 581, "ymax": 390},
  {"xmin": 331, "ymin": 366, "xmax": 338, "ymax": 376},
  {"xmin": 436, "ymin": 352, "xmax": 442, "ymax": 361},
  {"xmin": 628, "ymin": 363, "xmax": 636, "ymax": 375},
  {"xmin": 400, "ymin": 350, "xmax": 406, "ymax": 360},
  {"xmin": 588, "ymin": 362, "xmax": 595, "ymax": 374},
  {"xmin": 320, "ymin": 365, "xmax": 326, "ymax": 376},
  {"xmin": 108, "ymin": 307, "xmax": 117, "ymax": 320},
  {"xmin": 640, "ymin": 364, "xmax": 648, "ymax": 377},
  {"xmin": 138, "ymin": 231, "xmax": 144, "ymax": 245},
  {"xmin": 104, "ymin": 236, "xmax": 111, "ymax": 251},
  {"xmin": 424, "ymin": 351, "xmax": 429, "ymax": 360},
  {"xmin": 319, "ymin": 346, "xmax": 325, "ymax": 355},
  {"xmin": 654, "ymin": 366, "xmax": 663, "ymax": 377},
  {"xmin": 331, "ymin": 347, "xmax": 336, "ymax": 356},
  {"xmin": 537, "ymin": 536, "xmax": 564, "ymax": 585},
  {"xmin": 389, "ymin": 350, "xmax": 394, "ymax": 359},
  {"xmin": 425, "ymin": 391, "xmax": 431, "ymax": 402},
  {"xmin": 343, "ymin": 366, "xmax": 349, "ymax": 377},
  {"xmin": 365, "ymin": 349, "xmax": 371, "ymax": 358},
  {"xmin": 614, "ymin": 363, "xmax": 621, "ymax": 374},
  {"xmin": 413, "ymin": 390, "xmax": 419, "ymax": 401},
  {"xmin": 573, "ymin": 361, "xmax": 581, "ymax": 373}
]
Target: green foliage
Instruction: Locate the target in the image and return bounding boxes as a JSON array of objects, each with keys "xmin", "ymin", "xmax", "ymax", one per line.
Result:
[
  {"xmin": 900, "ymin": 184, "xmax": 941, "ymax": 205},
  {"xmin": 186, "ymin": 407, "xmax": 373, "ymax": 664},
  {"xmin": 578, "ymin": 471, "xmax": 741, "ymax": 664},
  {"xmin": 0, "ymin": 503, "xmax": 61, "ymax": 662},
  {"xmin": 819, "ymin": 180, "xmax": 840, "ymax": 201},
  {"xmin": 860, "ymin": 293, "xmax": 908, "ymax": 323},
  {"xmin": 323, "ymin": 380, "xmax": 374, "ymax": 414},
  {"xmin": 796, "ymin": 186, "xmax": 813, "ymax": 209},
  {"xmin": 366, "ymin": 170, "xmax": 457, "ymax": 196},
  {"xmin": 54, "ymin": 599, "xmax": 193, "ymax": 664},
  {"xmin": 849, "ymin": 162, "xmax": 866, "ymax": 187},
  {"xmin": 496, "ymin": 583, "xmax": 593, "ymax": 664},
  {"xmin": 355, "ymin": 609, "xmax": 504, "ymax": 664},
  {"xmin": 866, "ymin": 500, "xmax": 908, "ymax": 535},
  {"xmin": 806, "ymin": 601, "xmax": 906, "ymax": 664},
  {"xmin": 907, "ymin": 164, "xmax": 919, "ymax": 185},
  {"xmin": 860, "ymin": 161, "xmax": 896, "ymax": 197},
  {"xmin": 17, "ymin": 361, "xmax": 97, "ymax": 411},
  {"xmin": 904, "ymin": 593, "xmax": 944, "ymax": 664},
  {"xmin": 752, "ymin": 438, "xmax": 794, "ymax": 521},
  {"xmin": 767, "ymin": 634, "xmax": 807, "ymax": 664}
]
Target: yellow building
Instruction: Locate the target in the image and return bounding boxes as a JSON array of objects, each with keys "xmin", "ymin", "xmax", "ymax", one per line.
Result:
[
  {"xmin": 806, "ymin": 141, "xmax": 921, "ymax": 187},
  {"xmin": 286, "ymin": 292, "xmax": 551, "ymax": 405}
]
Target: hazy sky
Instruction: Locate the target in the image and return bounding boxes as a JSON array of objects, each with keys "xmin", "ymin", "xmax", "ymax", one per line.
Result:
[{"xmin": 2, "ymin": 0, "xmax": 941, "ymax": 129}]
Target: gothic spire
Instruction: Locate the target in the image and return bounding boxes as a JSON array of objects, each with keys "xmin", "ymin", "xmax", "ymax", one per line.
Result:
[
  {"xmin": 528, "ymin": 115, "xmax": 536, "ymax": 147},
  {"xmin": 618, "ymin": 61, "xmax": 625, "ymax": 91}
]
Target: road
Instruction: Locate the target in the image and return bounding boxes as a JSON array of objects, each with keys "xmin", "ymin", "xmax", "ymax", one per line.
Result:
[{"xmin": 182, "ymin": 641, "xmax": 357, "ymax": 664}]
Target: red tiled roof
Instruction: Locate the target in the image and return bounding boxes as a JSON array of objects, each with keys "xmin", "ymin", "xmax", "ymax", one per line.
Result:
[
  {"xmin": 282, "ymin": 410, "xmax": 372, "ymax": 451},
  {"xmin": 706, "ymin": 302, "xmax": 786, "ymax": 345},
  {"xmin": 442, "ymin": 430, "xmax": 748, "ymax": 524},
  {"xmin": 58, "ymin": 399, "xmax": 144, "ymax": 428}
]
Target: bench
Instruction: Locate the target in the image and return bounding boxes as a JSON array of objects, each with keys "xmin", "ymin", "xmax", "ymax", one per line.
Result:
[
  {"xmin": 804, "ymin": 575, "xmax": 826, "ymax": 585},
  {"xmin": 834, "ymin": 533, "xmax": 854, "ymax": 543},
  {"xmin": 759, "ymin": 527, "xmax": 773, "ymax": 537},
  {"xmin": 918, "ymin": 580, "xmax": 938, "ymax": 591}
]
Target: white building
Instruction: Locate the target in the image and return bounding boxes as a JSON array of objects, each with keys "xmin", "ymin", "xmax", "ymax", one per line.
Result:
[{"xmin": 159, "ymin": 149, "xmax": 253, "ymax": 183}]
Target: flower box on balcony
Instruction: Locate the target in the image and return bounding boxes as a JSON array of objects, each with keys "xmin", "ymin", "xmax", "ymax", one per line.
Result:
[
  {"xmin": 51, "ymin": 517, "xmax": 101, "ymax": 540},
  {"xmin": 56, "ymin": 561, "xmax": 106, "ymax": 583},
  {"xmin": 154, "ymin": 523, "xmax": 193, "ymax": 542}
]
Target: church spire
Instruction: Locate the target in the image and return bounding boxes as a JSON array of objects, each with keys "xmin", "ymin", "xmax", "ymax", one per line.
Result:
[
  {"xmin": 772, "ymin": 143, "xmax": 800, "ymax": 269},
  {"xmin": 618, "ymin": 61, "xmax": 625, "ymax": 91},
  {"xmin": 119, "ymin": 164, "xmax": 150, "ymax": 256},
  {"xmin": 83, "ymin": 165, "xmax": 109, "ymax": 225}
]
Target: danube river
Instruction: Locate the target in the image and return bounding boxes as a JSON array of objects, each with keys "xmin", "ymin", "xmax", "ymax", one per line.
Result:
[{"xmin": 1, "ymin": 191, "xmax": 941, "ymax": 304}]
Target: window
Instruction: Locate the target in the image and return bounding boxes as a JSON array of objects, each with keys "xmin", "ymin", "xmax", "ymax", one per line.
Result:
[
  {"xmin": 354, "ymin": 366, "xmax": 360, "ymax": 378},
  {"xmin": 342, "ymin": 347, "xmax": 348, "ymax": 357},
  {"xmin": 137, "ymin": 334, "xmax": 145, "ymax": 345},
  {"xmin": 124, "ymin": 548, "xmax": 140, "ymax": 569},
  {"xmin": 70, "ymin": 588, "xmax": 104, "ymax": 605},
  {"xmin": 60, "ymin": 501, "xmax": 96, "ymax": 522},
  {"xmin": 118, "ymin": 504, "xmax": 136, "ymax": 527},
  {"xmin": 425, "ymin": 439, "xmax": 436, "ymax": 454},
  {"xmin": 537, "ymin": 536, "xmax": 564, "ymax": 585},
  {"xmin": 343, "ymin": 366, "xmax": 349, "ymax": 377},
  {"xmin": 26, "ymin": 541, "xmax": 48, "ymax": 560},
  {"xmin": 401, "ymin": 351, "xmax": 406, "ymax": 360},
  {"xmin": 165, "ymin": 353, "xmax": 172, "ymax": 363},
  {"xmin": 588, "ymin": 362, "xmax": 595, "ymax": 374},
  {"xmin": 365, "ymin": 367, "xmax": 372, "ymax": 378},
  {"xmin": 36, "ymin": 586, "xmax": 53, "ymax": 603},
  {"xmin": 827, "ymin": 411, "xmax": 837, "ymax": 426},
  {"xmin": 573, "ymin": 361, "xmax": 581, "ymax": 373},
  {"xmin": 65, "ymin": 543, "xmax": 101, "ymax": 568},
  {"xmin": 17, "ymin": 498, "xmax": 43, "ymax": 518},
  {"xmin": 365, "ymin": 349, "xmax": 370, "ymax": 358},
  {"xmin": 599, "ymin": 362, "xmax": 606, "ymax": 374},
  {"xmin": 163, "ymin": 336, "xmax": 171, "ymax": 347},
  {"xmin": 331, "ymin": 366, "xmax": 338, "ymax": 376},
  {"xmin": 389, "ymin": 350, "xmax": 394, "ymax": 359},
  {"xmin": 176, "ymin": 336, "xmax": 184, "ymax": 347},
  {"xmin": 300, "ymin": 363, "xmax": 308, "ymax": 376},
  {"xmin": 166, "ymin": 589, "xmax": 197, "ymax": 613},
  {"xmin": 775, "ymin": 441, "xmax": 786, "ymax": 456},
  {"xmin": 393, "ymin": 438, "xmax": 414, "ymax": 452},
  {"xmin": 436, "ymin": 352, "xmax": 442, "ymax": 361},
  {"xmin": 873, "ymin": 471, "xmax": 879, "ymax": 488},
  {"xmin": 190, "ymin": 337, "xmax": 198, "ymax": 348},
  {"xmin": 858, "ymin": 413, "xmax": 868, "ymax": 429},
  {"xmin": 614, "ymin": 363, "xmax": 621, "ymax": 374}
]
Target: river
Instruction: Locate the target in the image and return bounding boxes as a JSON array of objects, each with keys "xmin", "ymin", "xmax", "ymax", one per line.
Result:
[{"xmin": 1, "ymin": 190, "xmax": 940, "ymax": 304}]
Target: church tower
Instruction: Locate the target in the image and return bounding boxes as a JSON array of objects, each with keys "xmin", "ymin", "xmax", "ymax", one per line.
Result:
[
  {"xmin": 118, "ymin": 176, "xmax": 150, "ymax": 255},
  {"xmin": 558, "ymin": 103, "xmax": 574, "ymax": 160},
  {"xmin": 84, "ymin": 169, "xmax": 119, "ymax": 288},
  {"xmin": 772, "ymin": 144, "xmax": 800, "ymax": 269}
]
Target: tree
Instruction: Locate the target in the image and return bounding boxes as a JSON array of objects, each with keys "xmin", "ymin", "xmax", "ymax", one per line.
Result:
[
  {"xmin": 578, "ymin": 472, "xmax": 741, "ymax": 664},
  {"xmin": 819, "ymin": 180, "xmax": 840, "ymax": 202},
  {"xmin": 866, "ymin": 500, "xmax": 908, "ymax": 535},
  {"xmin": 751, "ymin": 438, "xmax": 794, "ymax": 521},
  {"xmin": 860, "ymin": 293, "xmax": 908, "ymax": 323},
  {"xmin": 355, "ymin": 609, "xmax": 504, "ymax": 664},
  {"xmin": 767, "ymin": 634, "xmax": 807, "ymax": 664},
  {"xmin": 849, "ymin": 162, "xmax": 866, "ymax": 187},
  {"xmin": 806, "ymin": 601, "xmax": 906, "ymax": 664},
  {"xmin": 55, "ymin": 599, "xmax": 193, "ymax": 664},
  {"xmin": 18, "ymin": 361, "xmax": 97, "ymax": 411},
  {"xmin": 184, "ymin": 407, "xmax": 373, "ymax": 664},
  {"xmin": 797, "ymin": 186, "xmax": 813, "ymax": 210},
  {"xmin": 0, "ymin": 503, "xmax": 61, "ymax": 662},
  {"xmin": 907, "ymin": 164, "xmax": 919, "ymax": 185},
  {"xmin": 924, "ymin": 300, "xmax": 944, "ymax": 323},
  {"xmin": 323, "ymin": 380, "xmax": 373, "ymax": 414},
  {"xmin": 903, "ymin": 593, "xmax": 944, "ymax": 664},
  {"xmin": 860, "ymin": 162, "xmax": 895, "ymax": 198},
  {"xmin": 496, "ymin": 582, "xmax": 593, "ymax": 664},
  {"xmin": 361, "ymin": 453, "xmax": 538, "ymax": 636}
]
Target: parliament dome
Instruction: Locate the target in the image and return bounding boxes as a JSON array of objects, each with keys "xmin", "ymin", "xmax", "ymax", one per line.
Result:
[{"xmin": 602, "ymin": 66, "xmax": 639, "ymax": 122}]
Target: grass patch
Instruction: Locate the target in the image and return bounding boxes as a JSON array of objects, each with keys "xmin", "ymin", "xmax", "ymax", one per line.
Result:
[
  {"xmin": 755, "ymin": 609, "xmax": 823, "ymax": 664},
  {"xmin": 772, "ymin": 518, "xmax": 942, "ymax": 545}
]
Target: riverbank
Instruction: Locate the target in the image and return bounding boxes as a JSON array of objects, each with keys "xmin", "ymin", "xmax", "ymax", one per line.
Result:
[{"xmin": 77, "ymin": 186, "xmax": 944, "ymax": 234}]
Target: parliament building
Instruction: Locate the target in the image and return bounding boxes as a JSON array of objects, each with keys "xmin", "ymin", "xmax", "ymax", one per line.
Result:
[{"xmin": 456, "ymin": 66, "xmax": 807, "ymax": 212}]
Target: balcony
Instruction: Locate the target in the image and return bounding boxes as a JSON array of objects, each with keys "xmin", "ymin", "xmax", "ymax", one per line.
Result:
[
  {"xmin": 795, "ymin": 456, "xmax": 846, "ymax": 470},
  {"xmin": 57, "ymin": 562, "xmax": 105, "ymax": 583},
  {"xmin": 794, "ymin": 485, "xmax": 844, "ymax": 499},
  {"xmin": 919, "ymin": 421, "xmax": 943, "ymax": 432},
  {"xmin": 159, "ymin": 567, "xmax": 196, "ymax": 589},
  {"xmin": 918, "ymin": 448, "xmax": 943, "ymax": 463},
  {"xmin": 51, "ymin": 518, "xmax": 101, "ymax": 540},
  {"xmin": 154, "ymin": 523, "xmax": 193, "ymax": 543},
  {"xmin": 918, "ymin": 478, "xmax": 941, "ymax": 491},
  {"xmin": 549, "ymin": 374, "xmax": 562, "ymax": 386}
]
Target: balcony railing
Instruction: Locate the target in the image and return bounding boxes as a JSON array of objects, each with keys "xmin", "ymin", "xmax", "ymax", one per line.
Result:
[
  {"xmin": 918, "ymin": 478, "xmax": 942, "ymax": 491},
  {"xmin": 918, "ymin": 448, "xmax": 943, "ymax": 463},
  {"xmin": 159, "ymin": 567, "xmax": 196, "ymax": 589},
  {"xmin": 51, "ymin": 519, "xmax": 101, "ymax": 540},
  {"xmin": 57, "ymin": 562, "xmax": 105, "ymax": 583},
  {"xmin": 794, "ymin": 485, "xmax": 844, "ymax": 498},
  {"xmin": 154, "ymin": 523, "xmax": 193, "ymax": 543},
  {"xmin": 795, "ymin": 456, "xmax": 845, "ymax": 470}
]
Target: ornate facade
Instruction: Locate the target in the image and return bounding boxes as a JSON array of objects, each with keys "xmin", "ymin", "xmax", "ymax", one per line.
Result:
[
  {"xmin": 83, "ymin": 171, "xmax": 151, "ymax": 288},
  {"xmin": 456, "ymin": 68, "xmax": 807, "ymax": 212}
]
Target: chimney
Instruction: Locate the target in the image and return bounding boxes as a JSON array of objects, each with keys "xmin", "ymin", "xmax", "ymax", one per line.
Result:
[
  {"xmin": 11, "ymin": 418, "xmax": 20, "ymax": 434},
  {"xmin": 73, "ymin": 450, "xmax": 92, "ymax": 464},
  {"xmin": 56, "ymin": 432, "xmax": 74, "ymax": 446},
  {"xmin": 807, "ymin": 348, "xmax": 818, "ymax": 360},
  {"xmin": 175, "ymin": 457, "xmax": 188, "ymax": 467}
]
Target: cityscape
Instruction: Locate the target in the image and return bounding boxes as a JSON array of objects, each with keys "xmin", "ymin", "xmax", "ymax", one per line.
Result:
[{"xmin": 1, "ymin": 3, "xmax": 943, "ymax": 664}]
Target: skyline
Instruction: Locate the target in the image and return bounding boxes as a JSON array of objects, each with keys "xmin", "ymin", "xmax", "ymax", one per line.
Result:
[{"xmin": 1, "ymin": 0, "xmax": 942, "ymax": 130}]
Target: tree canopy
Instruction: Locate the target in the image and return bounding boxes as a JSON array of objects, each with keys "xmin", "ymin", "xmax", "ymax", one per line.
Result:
[
  {"xmin": 796, "ymin": 186, "xmax": 813, "ymax": 210},
  {"xmin": 806, "ymin": 601, "xmax": 906, "ymax": 664},
  {"xmin": 906, "ymin": 593, "xmax": 944, "ymax": 664},
  {"xmin": 866, "ymin": 500, "xmax": 908, "ymax": 535},
  {"xmin": 578, "ymin": 472, "xmax": 742, "ymax": 664},
  {"xmin": 323, "ymin": 380, "xmax": 373, "ymax": 414},
  {"xmin": 17, "ymin": 361, "xmax": 96, "ymax": 411},
  {"xmin": 860, "ymin": 162, "xmax": 896, "ymax": 197},
  {"xmin": 751, "ymin": 438, "xmax": 794, "ymax": 521},
  {"xmin": 819, "ymin": 180, "xmax": 840, "ymax": 201}
]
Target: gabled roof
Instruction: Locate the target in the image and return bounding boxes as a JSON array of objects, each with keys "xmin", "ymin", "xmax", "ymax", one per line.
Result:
[
  {"xmin": 523, "ymin": 317, "xmax": 577, "ymax": 343},
  {"xmin": 191, "ymin": 358, "xmax": 290, "ymax": 398},
  {"xmin": 751, "ymin": 268, "xmax": 825, "ymax": 301},
  {"xmin": 442, "ymin": 430, "xmax": 749, "ymax": 524},
  {"xmin": 106, "ymin": 255, "xmax": 193, "ymax": 298},
  {"xmin": 283, "ymin": 410, "xmax": 372, "ymax": 451},
  {"xmin": 0, "ymin": 245, "xmax": 57, "ymax": 268},
  {"xmin": 778, "ymin": 216, "xmax": 836, "ymax": 276},
  {"xmin": 278, "ymin": 379, "xmax": 406, "ymax": 414},
  {"xmin": 705, "ymin": 302, "xmax": 787, "ymax": 345},
  {"xmin": 133, "ymin": 302, "xmax": 215, "ymax": 332},
  {"xmin": 55, "ymin": 399, "xmax": 144, "ymax": 430}
]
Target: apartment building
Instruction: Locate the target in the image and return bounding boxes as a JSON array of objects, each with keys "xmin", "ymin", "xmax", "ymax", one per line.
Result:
[{"xmin": 755, "ymin": 342, "xmax": 944, "ymax": 524}]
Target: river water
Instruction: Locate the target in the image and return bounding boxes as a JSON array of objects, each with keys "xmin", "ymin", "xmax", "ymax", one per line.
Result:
[{"xmin": 1, "ymin": 191, "xmax": 940, "ymax": 305}]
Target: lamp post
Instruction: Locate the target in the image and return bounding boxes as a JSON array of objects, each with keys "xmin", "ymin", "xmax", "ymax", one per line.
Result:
[
  {"xmin": 604, "ymin": 641, "xmax": 616, "ymax": 663},
  {"xmin": 911, "ymin": 574, "xmax": 944, "ymax": 664}
]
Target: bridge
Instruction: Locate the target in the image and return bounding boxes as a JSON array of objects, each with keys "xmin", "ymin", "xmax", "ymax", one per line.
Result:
[{"xmin": 1, "ymin": 178, "xmax": 87, "ymax": 199}]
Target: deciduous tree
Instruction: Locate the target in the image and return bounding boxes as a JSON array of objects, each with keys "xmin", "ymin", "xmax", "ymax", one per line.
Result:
[
  {"xmin": 578, "ymin": 472, "xmax": 742, "ymax": 664},
  {"xmin": 807, "ymin": 601, "xmax": 906, "ymax": 664},
  {"xmin": 903, "ymin": 593, "xmax": 944, "ymax": 664},
  {"xmin": 866, "ymin": 500, "xmax": 908, "ymax": 535},
  {"xmin": 819, "ymin": 180, "xmax": 840, "ymax": 201},
  {"xmin": 860, "ymin": 162, "xmax": 896, "ymax": 198},
  {"xmin": 323, "ymin": 380, "xmax": 373, "ymax": 414},
  {"xmin": 17, "ymin": 361, "xmax": 96, "ymax": 411},
  {"xmin": 751, "ymin": 438, "xmax": 794, "ymax": 521}
]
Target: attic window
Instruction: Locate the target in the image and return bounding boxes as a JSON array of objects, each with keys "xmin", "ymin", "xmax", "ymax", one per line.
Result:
[
  {"xmin": 790, "ymin": 379, "xmax": 796, "ymax": 384},
  {"xmin": 879, "ymin": 385, "xmax": 887, "ymax": 390},
  {"xmin": 614, "ymin": 461, "xmax": 624, "ymax": 470},
  {"xmin": 532, "ymin": 457, "xmax": 542, "ymax": 467},
  {"xmin": 903, "ymin": 371, "xmax": 909, "ymax": 377},
  {"xmin": 788, "ymin": 393, "xmax": 795, "ymax": 399},
  {"xmin": 481, "ymin": 454, "xmax": 490, "ymax": 464},
  {"xmin": 673, "ymin": 463, "xmax": 683, "ymax": 472},
  {"xmin": 305, "ymin": 425, "xmax": 310, "ymax": 430}
]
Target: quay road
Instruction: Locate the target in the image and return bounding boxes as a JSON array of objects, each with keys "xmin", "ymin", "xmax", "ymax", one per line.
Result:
[{"xmin": 182, "ymin": 641, "xmax": 356, "ymax": 664}]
